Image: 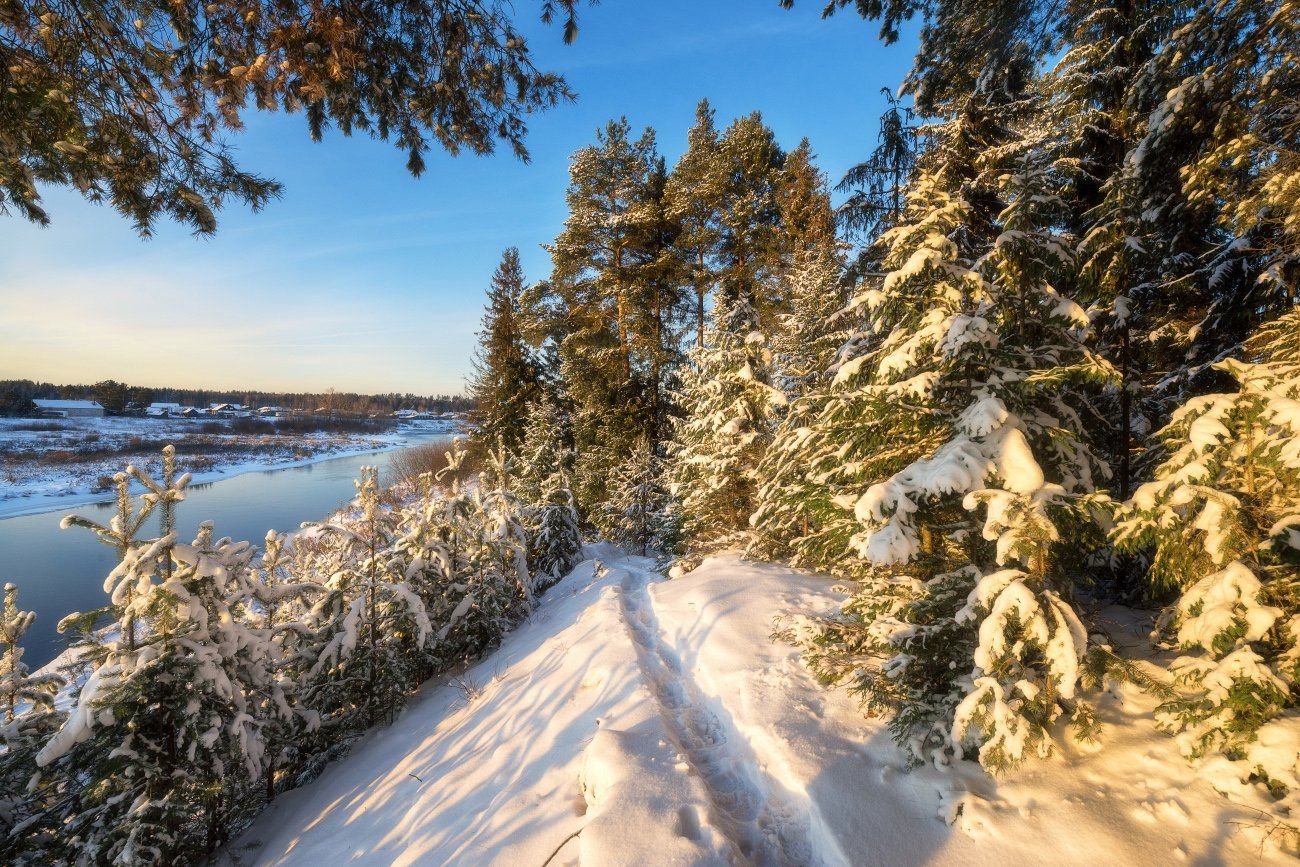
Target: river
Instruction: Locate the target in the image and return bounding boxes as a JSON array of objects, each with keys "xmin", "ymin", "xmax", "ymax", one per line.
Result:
[{"xmin": 0, "ymin": 433, "xmax": 455, "ymax": 668}]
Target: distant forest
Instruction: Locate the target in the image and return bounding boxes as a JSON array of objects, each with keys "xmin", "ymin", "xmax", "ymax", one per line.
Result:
[{"xmin": 0, "ymin": 379, "xmax": 472, "ymax": 416}]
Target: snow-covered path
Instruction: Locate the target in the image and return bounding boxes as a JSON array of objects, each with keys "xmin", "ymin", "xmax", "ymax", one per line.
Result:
[
  {"xmin": 615, "ymin": 561, "xmax": 834, "ymax": 866},
  {"xmin": 227, "ymin": 551, "xmax": 1293, "ymax": 866}
]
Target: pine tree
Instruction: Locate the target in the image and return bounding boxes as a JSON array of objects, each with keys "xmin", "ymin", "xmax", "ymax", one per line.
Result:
[
  {"xmin": 0, "ymin": 584, "xmax": 65, "ymax": 863},
  {"xmin": 670, "ymin": 294, "xmax": 787, "ymax": 553},
  {"xmin": 773, "ymin": 138, "xmax": 838, "ymax": 278},
  {"xmin": 246, "ymin": 530, "xmax": 324, "ymax": 802},
  {"xmin": 712, "ymin": 112, "xmax": 790, "ymax": 328},
  {"xmin": 3, "ymin": 0, "xmax": 582, "ymax": 234},
  {"xmin": 454, "ymin": 449, "xmax": 536, "ymax": 650},
  {"xmin": 548, "ymin": 119, "xmax": 681, "ymax": 508},
  {"xmin": 393, "ymin": 438, "xmax": 489, "ymax": 674},
  {"xmin": 468, "ymin": 248, "xmax": 542, "ymax": 458},
  {"xmin": 1113, "ymin": 307, "xmax": 1300, "ymax": 798},
  {"xmin": 302, "ymin": 467, "xmax": 431, "ymax": 734}
]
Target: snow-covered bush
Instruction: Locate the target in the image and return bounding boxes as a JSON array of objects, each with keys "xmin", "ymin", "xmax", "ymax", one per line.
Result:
[{"xmin": 1115, "ymin": 308, "xmax": 1300, "ymax": 797}]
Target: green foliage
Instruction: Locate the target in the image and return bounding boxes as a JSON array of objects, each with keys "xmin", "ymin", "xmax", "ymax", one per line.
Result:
[
  {"xmin": 1, "ymin": 443, "xmax": 556, "ymax": 862},
  {"xmin": 0, "ymin": 0, "xmax": 584, "ymax": 233},
  {"xmin": 670, "ymin": 294, "xmax": 786, "ymax": 552},
  {"xmin": 1114, "ymin": 311, "xmax": 1300, "ymax": 792},
  {"xmin": 469, "ymin": 248, "xmax": 543, "ymax": 459}
]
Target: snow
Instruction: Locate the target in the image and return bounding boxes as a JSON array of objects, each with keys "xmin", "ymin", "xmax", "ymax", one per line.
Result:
[
  {"xmin": 223, "ymin": 552, "xmax": 1294, "ymax": 865},
  {"xmin": 1173, "ymin": 561, "xmax": 1281, "ymax": 652}
]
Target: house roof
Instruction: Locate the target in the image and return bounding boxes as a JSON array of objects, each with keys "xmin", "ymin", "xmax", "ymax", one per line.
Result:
[{"xmin": 33, "ymin": 399, "xmax": 102, "ymax": 409}]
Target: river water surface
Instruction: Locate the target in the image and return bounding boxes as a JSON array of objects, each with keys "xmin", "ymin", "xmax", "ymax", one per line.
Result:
[{"xmin": 0, "ymin": 433, "xmax": 454, "ymax": 667}]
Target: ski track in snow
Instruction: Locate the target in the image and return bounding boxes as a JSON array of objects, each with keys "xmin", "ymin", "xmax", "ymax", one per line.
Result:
[{"xmin": 613, "ymin": 560, "xmax": 823, "ymax": 867}]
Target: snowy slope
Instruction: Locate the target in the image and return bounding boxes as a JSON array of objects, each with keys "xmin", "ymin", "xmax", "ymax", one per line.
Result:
[{"xmin": 225, "ymin": 551, "xmax": 1291, "ymax": 866}]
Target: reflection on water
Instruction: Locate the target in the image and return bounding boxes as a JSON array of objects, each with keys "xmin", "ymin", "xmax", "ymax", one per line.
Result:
[{"xmin": 0, "ymin": 435, "xmax": 453, "ymax": 667}]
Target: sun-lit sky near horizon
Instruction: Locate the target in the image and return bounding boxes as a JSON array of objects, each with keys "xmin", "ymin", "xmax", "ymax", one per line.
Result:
[{"xmin": 0, "ymin": 1, "xmax": 918, "ymax": 396}]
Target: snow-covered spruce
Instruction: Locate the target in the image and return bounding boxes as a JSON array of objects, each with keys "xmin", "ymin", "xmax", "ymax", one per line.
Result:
[
  {"xmin": 670, "ymin": 293, "xmax": 787, "ymax": 554},
  {"xmin": 515, "ymin": 400, "xmax": 584, "ymax": 589},
  {"xmin": 596, "ymin": 435, "xmax": 675, "ymax": 558},
  {"xmin": 1114, "ymin": 307, "xmax": 1300, "ymax": 804},
  {"xmin": 783, "ymin": 76, "xmax": 1117, "ymax": 772},
  {"xmin": 750, "ymin": 246, "xmax": 849, "ymax": 563}
]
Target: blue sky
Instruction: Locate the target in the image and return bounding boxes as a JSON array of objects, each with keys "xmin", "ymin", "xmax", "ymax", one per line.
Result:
[{"xmin": 0, "ymin": 1, "xmax": 917, "ymax": 395}]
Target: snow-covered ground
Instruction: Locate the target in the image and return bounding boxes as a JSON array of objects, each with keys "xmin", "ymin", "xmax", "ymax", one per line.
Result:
[
  {"xmin": 223, "ymin": 551, "xmax": 1289, "ymax": 865},
  {"xmin": 0, "ymin": 417, "xmax": 457, "ymax": 519}
]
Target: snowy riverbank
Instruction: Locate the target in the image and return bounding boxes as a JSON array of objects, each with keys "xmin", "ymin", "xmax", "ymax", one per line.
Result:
[
  {"xmin": 0, "ymin": 417, "xmax": 460, "ymax": 520},
  {"xmin": 223, "ymin": 551, "xmax": 1290, "ymax": 866}
]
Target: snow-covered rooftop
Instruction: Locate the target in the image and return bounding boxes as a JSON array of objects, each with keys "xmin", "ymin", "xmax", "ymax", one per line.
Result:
[{"xmin": 32, "ymin": 399, "xmax": 102, "ymax": 409}]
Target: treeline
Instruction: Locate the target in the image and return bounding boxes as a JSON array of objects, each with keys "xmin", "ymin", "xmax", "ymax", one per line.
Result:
[
  {"xmin": 0, "ymin": 380, "xmax": 472, "ymax": 416},
  {"xmin": 0, "ymin": 438, "xmax": 583, "ymax": 862},
  {"xmin": 469, "ymin": 0, "xmax": 1300, "ymax": 817}
]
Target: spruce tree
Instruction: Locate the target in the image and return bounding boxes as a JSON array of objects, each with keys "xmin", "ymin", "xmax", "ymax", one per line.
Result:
[
  {"xmin": 751, "ymin": 247, "xmax": 847, "ymax": 561},
  {"xmin": 516, "ymin": 401, "xmax": 583, "ymax": 587},
  {"xmin": 786, "ymin": 75, "xmax": 1117, "ymax": 771},
  {"xmin": 835, "ymin": 89, "xmax": 917, "ymax": 278},
  {"xmin": 1114, "ymin": 307, "xmax": 1300, "ymax": 798},
  {"xmin": 669, "ymin": 293, "xmax": 787, "ymax": 553},
  {"xmin": 596, "ymin": 436, "xmax": 674, "ymax": 557},
  {"xmin": 469, "ymin": 248, "xmax": 543, "ymax": 458},
  {"xmin": 528, "ymin": 470, "xmax": 584, "ymax": 590}
]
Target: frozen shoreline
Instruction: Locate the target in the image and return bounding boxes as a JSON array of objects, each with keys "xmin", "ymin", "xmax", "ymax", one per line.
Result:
[{"xmin": 0, "ymin": 421, "xmax": 459, "ymax": 521}]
